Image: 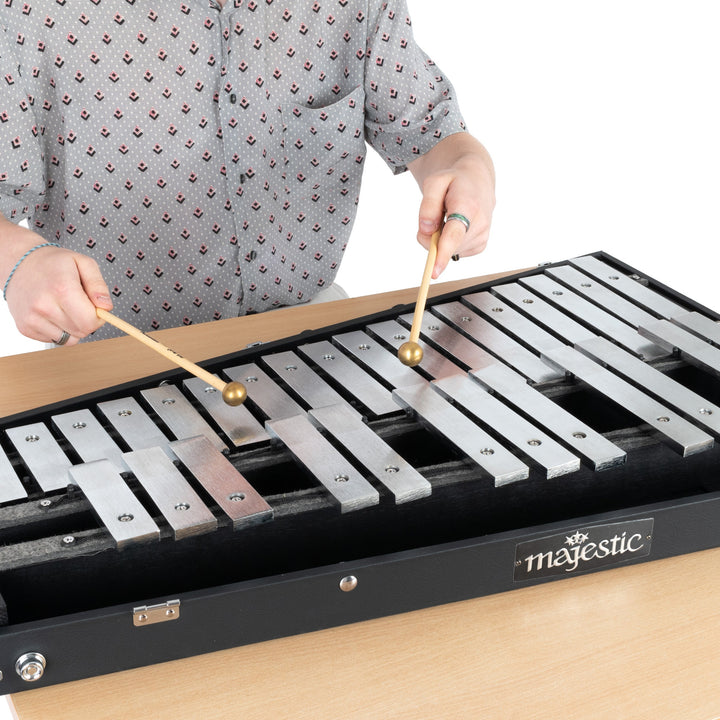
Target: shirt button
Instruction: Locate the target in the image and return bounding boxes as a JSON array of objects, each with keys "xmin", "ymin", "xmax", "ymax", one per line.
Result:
[
  {"xmin": 229, "ymin": 93, "xmax": 237, "ymax": 104},
  {"xmin": 249, "ymin": 250, "xmax": 257, "ymax": 260}
]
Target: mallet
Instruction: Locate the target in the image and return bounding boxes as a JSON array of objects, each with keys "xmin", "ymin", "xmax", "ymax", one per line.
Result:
[
  {"xmin": 96, "ymin": 308, "xmax": 247, "ymax": 406},
  {"xmin": 397, "ymin": 229, "xmax": 441, "ymax": 367}
]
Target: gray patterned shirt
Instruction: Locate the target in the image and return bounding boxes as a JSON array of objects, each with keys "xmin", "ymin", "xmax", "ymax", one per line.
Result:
[{"xmin": 1, "ymin": 0, "xmax": 465, "ymax": 338}]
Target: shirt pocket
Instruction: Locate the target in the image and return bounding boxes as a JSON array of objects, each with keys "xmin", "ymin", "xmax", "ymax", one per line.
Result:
[{"xmin": 281, "ymin": 85, "xmax": 366, "ymax": 201}]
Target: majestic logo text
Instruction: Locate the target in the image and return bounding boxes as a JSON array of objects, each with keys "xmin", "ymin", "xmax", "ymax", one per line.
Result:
[{"xmin": 514, "ymin": 519, "xmax": 654, "ymax": 581}]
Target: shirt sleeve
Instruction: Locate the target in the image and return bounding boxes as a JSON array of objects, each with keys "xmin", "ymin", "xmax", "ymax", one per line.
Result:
[
  {"xmin": 0, "ymin": 24, "xmax": 46, "ymax": 223},
  {"xmin": 363, "ymin": 0, "xmax": 467, "ymax": 174}
]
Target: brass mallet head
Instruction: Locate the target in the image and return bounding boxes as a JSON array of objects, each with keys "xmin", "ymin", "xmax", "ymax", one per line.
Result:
[
  {"xmin": 222, "ymin": 381, "xmax": 247, "ymax": 406},
  {"xmin": 397, "ymin": 341, "xmax": 423, "ymax": 367}
]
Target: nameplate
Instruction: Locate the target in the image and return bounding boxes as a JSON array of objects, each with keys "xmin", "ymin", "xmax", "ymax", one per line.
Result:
[{"xmin": 514, "ymin": 518, "xmax": 654, "ymax": 581}]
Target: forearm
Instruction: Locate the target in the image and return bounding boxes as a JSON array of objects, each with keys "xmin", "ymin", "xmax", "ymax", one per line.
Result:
[
  {"xmin": 408, "ymin": 133, "xmax": 495, "ymax": 194},
  {"xmin": 0, "ymin": 212, "xmax": 49, "ymax": 285}
]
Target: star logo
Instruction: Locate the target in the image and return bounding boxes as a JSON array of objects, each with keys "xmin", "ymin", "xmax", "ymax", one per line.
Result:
[{"xmin": 565, "ymin": 531, "xmax": 589, "ymax": 547}]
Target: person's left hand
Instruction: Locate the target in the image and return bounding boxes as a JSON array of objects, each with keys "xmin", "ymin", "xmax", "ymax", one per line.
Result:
[{"xmin": 409, "ymin": 133, "xmax": 496, "ymax": 278}]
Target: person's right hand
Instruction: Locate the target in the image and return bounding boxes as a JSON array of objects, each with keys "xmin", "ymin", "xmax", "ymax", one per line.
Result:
[{"xmin": 1, "ymin": 219, "xmax": 113, "ymax": 346}]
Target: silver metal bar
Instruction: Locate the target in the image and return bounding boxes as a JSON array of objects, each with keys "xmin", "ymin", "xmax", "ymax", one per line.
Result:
[
  {"xmin": 569, "ymin": 255, "xmax": 686, "ymax": 319},
  {"xmin": 639, "ymin": 320, "xmax": 720, "ymax": 377},
  {"xmin": 297, "ymin": 340, "xmax": 399, "ymax": 417},
  {"xmin": 266, "ymin": 414, "xmax": 380, "ymax": 512},
  {"xmin": 520, "ymin": 274, "xmax": 667, "ymax": 361},
  {"xmin": 261, "ymin": 351, "xmax": 354, "ymax": 412},
  {"xmin": 392, "ymin": 384, "xmax": 529, "ymax": 486},
  {"xmin": 69, "ymin": 460, "xmax": 160, "ymax": 549},
  {"xmin": 0, "ymin": 446, "xmax": 27, "ymax": 504},
  {"xmin": 184, "ymin": 377, "xmax": 270, "ymax": 448},
  {"xmin": 5, "ymin": 422, "xmax": 72, "ymax": 492},
  {"xmin": 575, "ymin": 336, "xmax": 720, "ymax": 436},
  {"xmin": 424, "ymin": 302, "xmax": 562, "ymax": 383},
  {"xmin": 545, "ymin": 264, "xmax": 661, "ymax": 330},
  {"xmin": 308, "ymin": 403, "xmax": 432, "ymax": 503},
  {"xmin": 492, "ymin": 282, "xmax": 597, "ymax": 346},
  {"xmin": 123, "ymin": 447, "xmax": 218, "ymax": 540},
  {"xmin": 397, "ymin": 311, "xmax": 497, "ymax": 372},
  {"xmin": 224, "ymin": 363, "xmax": 305, "ymax": 420},
  {"xmin": 98, "ymin": 397, "xmax": 175, "ymax": 460},
  {"xmin": 141, "ymin": 385, "xmax": 227, "ymax": 453},
  {"xmin": 542, "ymin": 345, "xmax": 713, "ymax": 457},
  {"xmin": 332, "ymin": 330, "xmax": 426, "ymax": 389},
  {"xmin": 470, "ymin": 362, "xmax": 626, "ymax": 470},
  {"xmin": 461, "ymin": 291, "xmax": 565, "ymax": 354},
  {"xmin": 171, "ymin": 436, "xmax": 273, "ymax": 529},
  {"xmin": 432, "ymin": 375, "xmax": 580, "ymax": 479},
  {"xmin": 52, "ymin": 409, "xmax": 128, "ymax": 474},
  {"xmin": 670, "ymin": 311, "xmax": 720, "ymax": 347},
  {"xmin": 367, "ymin": 319, "xmax": 464, "ymax": 380}
]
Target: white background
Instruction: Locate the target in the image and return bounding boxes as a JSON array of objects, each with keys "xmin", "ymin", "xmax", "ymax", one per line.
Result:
[
  {"xmin": 2, "ymin": 1, "xmax": 720, "ymax": 359},
  {"xmin": 1, "ymin": 0, "xmax": 719, "ymax": 712}
]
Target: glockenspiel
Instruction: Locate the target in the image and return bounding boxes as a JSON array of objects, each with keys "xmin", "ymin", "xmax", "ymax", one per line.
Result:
[{"xmin": 2, "ymin": 251, "xmax": 720, "ymax": 692}]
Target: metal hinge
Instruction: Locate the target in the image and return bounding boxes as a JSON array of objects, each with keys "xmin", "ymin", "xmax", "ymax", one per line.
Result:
[{"xmin": 132, "ymin": 599, "xmax": 181, "ymax": 627}]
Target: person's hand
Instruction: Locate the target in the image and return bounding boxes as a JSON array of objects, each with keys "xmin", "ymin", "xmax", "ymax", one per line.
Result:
[
  {"xmin": 409, "ymin": 133, "xmax": 496, "ymax": 278},
  {"xmin": 1, "ymin": 219, "xmax": 112, "ymax": 346}
]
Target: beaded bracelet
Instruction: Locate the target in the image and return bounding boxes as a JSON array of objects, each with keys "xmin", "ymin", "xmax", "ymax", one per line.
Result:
[{"xmin": 3, "ymin": 242, "xmax": 61, "ymax": 301}]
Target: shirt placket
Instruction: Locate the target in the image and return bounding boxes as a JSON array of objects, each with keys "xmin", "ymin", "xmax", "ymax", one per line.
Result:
[{"xmin": 216, "ymin": 1, "xmax": 270, "ymax": 312}]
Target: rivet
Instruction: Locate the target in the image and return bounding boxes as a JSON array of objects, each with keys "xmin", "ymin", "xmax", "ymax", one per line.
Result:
[{"xmin": 339, "ymin": 575, "xmax": 358, "ymax": 592}]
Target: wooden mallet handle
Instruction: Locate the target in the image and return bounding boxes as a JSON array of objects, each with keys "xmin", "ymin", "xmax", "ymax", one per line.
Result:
[
  {"xmin": 397, "ymin": 229, "xmax": 441, "ymax": 367},
  {"xmin": 96, "ymin": 308, "xmax": 246, "ymax": 405}
]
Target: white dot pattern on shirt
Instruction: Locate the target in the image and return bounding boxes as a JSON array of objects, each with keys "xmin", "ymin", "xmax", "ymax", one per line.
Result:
[{"xmin": 1, "ymin": 0, "xmax": 466, "ymax": 338}]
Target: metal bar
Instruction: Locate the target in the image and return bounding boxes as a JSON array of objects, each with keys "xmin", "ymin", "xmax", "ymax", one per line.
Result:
[
  {"xmin": 542, "ymin": 345, "xmax": 713, "ymax": 457},
  {"xmin": 397, "ymin": 311, "xmax": 497, "ymax": 372},
  {"xmin": 98, "ymin": 397, "xmax": 175, "ymax": 460},
  {"xmin": 0, "ymin": 446, "xmax": 27, "ymax": 504},
  {"xmin": 297, "ymin": 340, "xmax": 399, "ymax": 417},
  {"xmin": 545, "ymin": 264, "xmax": 661, "ymax": 330},
  {"xmin": 469, "ymin": 362, "xmax": 626, "ymax": 470},
  {"xmin": 5, "ymin": 422, "xmax": 72, "ymax": 492},
  {"xmin": 308, "ymin": 403, "xmax": 431, "ymax": 503},
  {"xmin": 461, "ymin": 291, "xmax": 565, "ymax": 354},
  {"xmin": 575, "ymin": 336, "xmax": 720, "ymax": 436},
  {"xmin": 520, "ymin": 274, "xmax": 667, "ymax": 361},
  {"xmin": 69, "ymin": 460, "xmax": 160, "ymax": 549},
  {"xmin": 266, "ymin": 414, "xmax": 380, "ymax": 512},
  {"xmin": 123, "ymin": 447, "xmax": 218, "ymax": 540},
  {"xmin": 432, "ymin": 375, "xmax": 580, "ymax": 479},
  {"xmin": 367, "ymin": 319, "xmax": 464, "ymax": 381},
  {"xmin": 261, "ymin": 351, "xmax": 355, "ymax": 413},
  {"xmin": 392, "ymin": 384, "xmax": 529, "ymax": 486},
  {"xmin": 184, "ymin": 376, "xmax": 270, "ymax": 448},
  {"xmin": 491, "ymin": 282, "xmax": 597, "ymax": 346},
  {"xmin": 52, "ymin": 409, "xmax": 129, "ymax": 474},
  {"xmin": 171, "ymin": 436, "xmax": 273, "ymax": 529},
  {"xmin": 332, "ymin": 330, "xmax": 426, "ymax": 389},
  {"xmin": 569, "ymin": 255, "xmax": 686, "ymax": 319},
  {"xmin": 422, "ymin": 302, "xmax": 562, "ymax": 383},
  {"xmin": 141, "ymin": 385, "xmax": 227, "ymax": 453},
  {"xmin": 224, "ymin": 363, "xmax": 305, "ymax": 420},
  {"xmin": 639, "ymin": 320, "xmax": 720, "ymax": 377},
  {"xmin": 670, "ymin": 311, "xmax": 720, "ymax": 348}
]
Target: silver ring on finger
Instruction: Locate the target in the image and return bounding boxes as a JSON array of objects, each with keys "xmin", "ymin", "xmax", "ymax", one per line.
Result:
[
  {"xmin": 446, "ymin": 213, "xmax": 471, "ymax": 233},
  {"xmin": 53, "ymin": 330, "xmax": 71, "ymax": 346}
]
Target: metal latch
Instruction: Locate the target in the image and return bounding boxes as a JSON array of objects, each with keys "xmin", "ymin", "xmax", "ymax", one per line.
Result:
[{"xmin": 133, "ymin": 599, "xmax": 181, "ymax": 627}]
